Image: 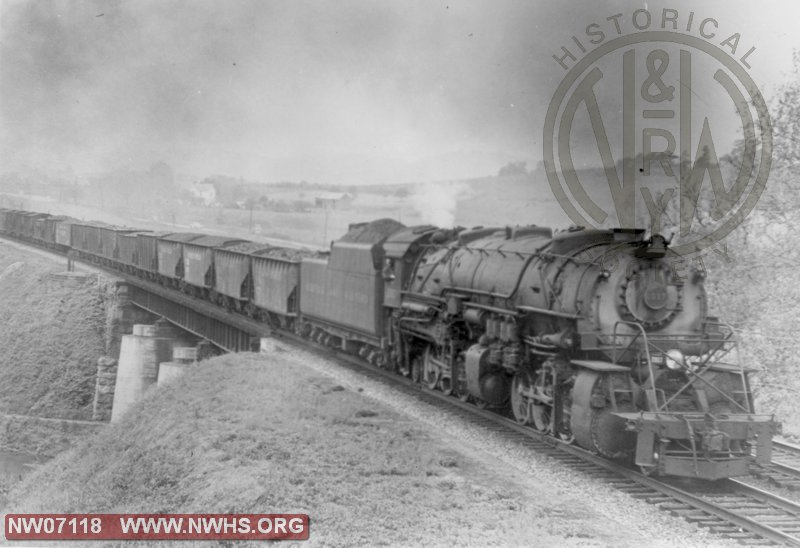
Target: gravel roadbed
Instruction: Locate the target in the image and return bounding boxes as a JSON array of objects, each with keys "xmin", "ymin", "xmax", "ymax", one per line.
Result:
[{"xmin": 267, "ymin": 340, "xmax": 739, "ymax": 548}]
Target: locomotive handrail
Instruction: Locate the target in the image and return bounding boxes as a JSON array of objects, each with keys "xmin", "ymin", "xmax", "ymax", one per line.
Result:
[
  {"xmin": 658, "ymin": 321, "xmax": 752, "ymax": 414},
  {"xmin": 442, "ymin": 285, "xmax": 513, "ymax": 300},
  {"xmin": 516, "ymin": 305, "xmax": 582, "ymax": 320},
  {"xmin": 718, "ymin": 321, "xmax": 755, "ymax": 411},
  {"xmin": 612, "ymin": 320, "xmax": 751, "ymax": 414},
  {"xmin": 612, "ymin": 320, "xmax": 658, "ymax": 410},
  {"xmin": 662, "ymin": 363, "xmax": 751, "ymax": 414},
  {"xmin": 399, "ymin": 290, "xmax": 446, "ymax": 303},
  {"xmin": 463, "ymin": 301, "xmax": 520, "ymax": 316}
]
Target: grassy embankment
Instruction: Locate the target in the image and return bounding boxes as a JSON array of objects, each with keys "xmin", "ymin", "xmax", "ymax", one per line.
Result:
[
  {"xmin": 0, "ymin": 242, "xmax": 110, "ymax": 498},
  {"xmin": 0, "ymin": 242, "xmax": 107, "ymax": 423},
  {"xmin": 6, "ymin": 352, "xmax": 648, "ymax": 547}
]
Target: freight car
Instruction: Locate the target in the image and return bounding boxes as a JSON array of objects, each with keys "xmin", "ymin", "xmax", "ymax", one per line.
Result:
[
  {"xmin": 134, "ymin": 231, "xmax": 172, "ymax": 281},
  {"xmin": 181, "ymin": 235, "xmax": 248, "ymax": 298},
  {"xmin": 117, "ymin": 231, "xmax": 150, "ymax": 274},
  {"xmin": 156, "ymin": 233, "xmax": 203, "ymax": 288},
  {"xmin": 40, "ymin": 215, "xmax": 74, "ymax": 251},
  {"xmin": 212, "ymin": 242, "xmax": 308, "ymax": 328},
  {"xmin": 71, "ymin": 221, "xmax": 138, "ymax": 267},
  {"xmin": 213, "ymin": 242, "xmax": 272, "ymax": 311},
  {"xmin": 0, "ymin": 210, "xmax": 74, "ymax": 252},
  {"xmin": 250, "ymin": 248, "xmax": 307, "ymax": 329},
  {"xmin": 0, "ymin": 208, "xmax": 777, "ymax": 480},
  {"xmin": 20, "ymin": 212, "xmax": 49, "ymax": 243},
  {"xmin": 0, "ymin": 209, "xmax": 10, "ymax": 235}
]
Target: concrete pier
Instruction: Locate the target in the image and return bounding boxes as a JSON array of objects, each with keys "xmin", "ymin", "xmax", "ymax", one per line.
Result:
[
  {"xmin": 157, "ymin": 346, "xmax": 198, "ymax": 386},
  {"xmin": 110, "ymin": 324, "xmax": 182, "ymax": 422}
]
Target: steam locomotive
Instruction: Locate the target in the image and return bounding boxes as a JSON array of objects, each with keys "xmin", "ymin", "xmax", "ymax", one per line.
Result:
[{"xmin": 0, "ymin": 208, "xmax": 777, "ymax": 480}]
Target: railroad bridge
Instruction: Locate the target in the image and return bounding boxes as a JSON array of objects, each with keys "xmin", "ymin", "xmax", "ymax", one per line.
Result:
[{"xmin": 119, "ymin": 274, "xmax": 272, "ymax": 353}]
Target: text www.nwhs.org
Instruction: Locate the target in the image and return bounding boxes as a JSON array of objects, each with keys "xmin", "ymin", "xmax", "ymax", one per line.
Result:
[{"xmin": 5, "ymin": 513, "xmax": 309, "ymax": 540}]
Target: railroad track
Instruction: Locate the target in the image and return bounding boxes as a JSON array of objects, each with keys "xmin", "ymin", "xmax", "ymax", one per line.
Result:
[
  {"xmin": 751, "ymin": 441, "xmax": 800, "ymax": 492},
  {"xmin": 286, "ymin": 334, "xmax": 800, "ymax": 546},
  {"xmin": 5, "ymin": 235, "xmax": 800, "ymax": 545}
]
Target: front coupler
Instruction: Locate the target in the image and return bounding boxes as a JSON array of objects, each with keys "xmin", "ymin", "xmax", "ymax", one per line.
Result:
[{"xmin": 615, "ymin": 411, "xmax": 778, "ymax": 480}]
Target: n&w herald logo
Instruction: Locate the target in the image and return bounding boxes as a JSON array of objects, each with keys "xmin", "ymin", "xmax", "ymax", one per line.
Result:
[{"xmin": 544, "ymin": 8, "xmax": 772, "ymax": 256}]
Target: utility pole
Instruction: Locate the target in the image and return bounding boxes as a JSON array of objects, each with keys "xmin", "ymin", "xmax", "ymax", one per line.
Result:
[{"xmin": 323, "ymin": 204, "xmax": 329, "ymax": 247}]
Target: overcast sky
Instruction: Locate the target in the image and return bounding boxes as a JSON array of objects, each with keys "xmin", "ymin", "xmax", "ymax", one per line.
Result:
[{"xmin": 1, "ymin": 0, "xmax": 798, "ymax": 184}]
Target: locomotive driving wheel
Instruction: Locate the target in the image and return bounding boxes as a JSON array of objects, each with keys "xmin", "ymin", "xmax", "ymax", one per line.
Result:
[
  {"xmin": 523, "ymin": 361, "xmax": 575, "ymax": 442},
  {"xmin": 510, "ymin": 369, "xmax": 534, "ymax": 425},
  {"xmin": 529, "ymin": 363, "xmax": 555, "ymax": 433},
  {"xmin": 530, "ymin": 404, "xmax": 551, "ymax": 433},
  {"xmin": 423, "ymin": 348, "xmax": 440, "ymax": 390},
  {"xmin": 558, "ymin": 396, "xmax": 575, "ymax": 444}
]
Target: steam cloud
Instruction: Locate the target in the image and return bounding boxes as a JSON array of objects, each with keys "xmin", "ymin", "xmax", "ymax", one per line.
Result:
[{"xmin": 411, "ymin": 182, "xmax": 470, "ymax": 227}]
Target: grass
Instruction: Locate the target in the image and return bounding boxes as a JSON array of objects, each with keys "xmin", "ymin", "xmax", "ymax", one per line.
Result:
[
  {"xmin": 2, "ymin": 352, "xmax": 645, "ymax": 547},
  {"xmin": 0, "ymin": 244, "xmax": 107, "ymax": 421}
]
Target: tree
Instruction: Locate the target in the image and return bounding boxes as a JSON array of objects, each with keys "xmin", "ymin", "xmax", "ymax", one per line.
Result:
[
  {"xmin": 498, "ymin": 161, "xmax": 528, "ymax": 177},
  {"xmin": 699, "ymin": 51, "xmax": 800, "ymax": 429}
]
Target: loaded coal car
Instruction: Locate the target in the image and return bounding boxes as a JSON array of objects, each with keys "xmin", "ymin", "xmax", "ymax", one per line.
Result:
[
  {"xmin": 32, "ymin": 215, "xmax": 78, "ymax": 251},
  {"xmin": 0, "ymin": 209, "xmax": 11, "ymax": 235},
  {"xmin": 3, "ymin": 210, "xmax": 45, "ymax": 240},
  {"xmin": 156, "ymin": 233, "xmax": 203, "ymax": 288},
  {"xmin": 33, "ymin": 216, "xmax": 48, "ymax": 244},
  {"xmin": 72, "ymin": 221, "xmax": 135, "ymax": 266},
  {"xmin": 53, "ymin": 217, "xmax": 75, "ymax": 251},
  {"xmin": 298, "ymin": 219, "xmax": 404, "ymax": 365},
  {"xmin": 0, "ymin": 209, "xmax": 10, "ymax": 234},
  {"xmin": 70, "ymin": 221, "xmax": 103, "ymax": 258},
  {"xmin": 3, "ymin": 210, "xmax": 24, "ymax": 238},
  {"xmin": 134, "ymin": 231, "xmax": 172, "ymax": 281},
  {"xmin": 36, "ymin": 215, "xmax": 69, "ymax": 251},
  {"xmin": 212, "ymin": 241, "xmax": 271, "ymax": 312},
  {"xmin": 213, "ymin": 242, "xmax": 310, "ymax": 327},
  {"xmin": 3, "ymin": 210, "xmax": 23, "ymax": 237},
  {"xmin": 117, "ymin": 231, "xmax": 152, "ymax": 275},
  {"xmin": 250, "ymin": 246, "xmax": 310, "ymax": 328},
  {"xmin": 180, "ymin": 235, "xmax": 248, "ymax": 298},
  {"xmin": 19, "ymin": 211, "xmax": 49, "ymax": 242},
  {"xmin": 7, "ymin": 210, "xmax": 25, "ymax": 238},
  {"xmin": 390, "ymin": 223, "xmax": 777, "ymax": 480},
  {"xmin": 99, "ymin": 226, "xmax": 138, "ymax": 266}
]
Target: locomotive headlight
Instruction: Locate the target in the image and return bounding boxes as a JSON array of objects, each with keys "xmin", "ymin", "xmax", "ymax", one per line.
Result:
[{"xmin": 665, "ymin": 349, "xmax": 685, "ymax": 371}]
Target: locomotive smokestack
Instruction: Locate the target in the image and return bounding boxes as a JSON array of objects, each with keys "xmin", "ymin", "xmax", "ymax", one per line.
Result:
[{"xmin": 635, "ymin": 234, "xmax": 669, "ymax": 259}]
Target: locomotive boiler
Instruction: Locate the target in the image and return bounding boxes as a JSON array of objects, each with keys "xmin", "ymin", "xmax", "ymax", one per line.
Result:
[{"xmin": 388, "ymin": 223, "xmax": 776, "ymax": 479}]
